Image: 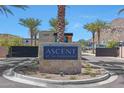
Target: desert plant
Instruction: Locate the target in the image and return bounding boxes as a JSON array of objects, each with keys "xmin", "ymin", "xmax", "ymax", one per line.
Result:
[
  {"xmin": 19, "ymin": 18, "xmax": 41, "ymax": 46},
  {"xmin": 32, "ymin": 28, "xmax": 39, "ymax": 46},
  {"xmin": 0, "ymin": 37, "xmax": 23, "ymax": 47},
  {"xmin": 90, "ymin": 72, "xmax": 96, "ymax": 77},
  {"xmin": 85, "ymin": 20, "xmax": 109, "ymax": 46},
  {"xmin": 69, "ymin": 76, "xmax": 77, "ymax": 80},
  {"xmin": 84, "ymin": 64, "xmax": 92, "ymax": 75},
  {"xmin": 106, "ymin": 40, "xmax": 118, "ymax": 48},
  {"xmin": 84, "ymin": 23, "xmax": 96, "ymax": 53},
  {"xmin": 45, "ymin": 76, "xmax": 52, "ymax": 79},
  {"xmin": 78, "ymin": 39, "xmax": 89, "ymax": 48}
]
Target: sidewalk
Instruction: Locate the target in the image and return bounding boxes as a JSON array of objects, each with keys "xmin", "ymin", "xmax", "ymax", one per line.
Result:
[
  {"xmin": 0, "ymin": 57, "xmax": 35, "ymax": 65},
  {"xmin": 82, "ymin": 53, "xmax": 124, "ymax": 63},
  {"xmin": 81, "ymin": 52, "xmax": 95, "ymax": 56}
]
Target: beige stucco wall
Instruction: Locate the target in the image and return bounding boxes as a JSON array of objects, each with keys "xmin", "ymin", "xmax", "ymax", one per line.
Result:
[
  {"xmin": 0, "ymin": 47, "xmax": 8, "ymax": 58},
  {"xmin": 119, "ymin": 47, "xmax": 124, "ymax": 58},
  {"xmin": 39, "ymin": 31, "xmax": 55, "ymax": 44}
]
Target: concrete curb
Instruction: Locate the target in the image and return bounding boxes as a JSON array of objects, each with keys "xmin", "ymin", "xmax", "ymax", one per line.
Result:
[
  {"xmin": 89, "ymin": 61, "xmax": 124, "ymax": 65},
  {"xmin": 2, "ymin": 58, "xmax": 111, "ymax": 87},
  {"xmin": 3, "ymin": 68, "xmax": 110, "ymax": 85}
]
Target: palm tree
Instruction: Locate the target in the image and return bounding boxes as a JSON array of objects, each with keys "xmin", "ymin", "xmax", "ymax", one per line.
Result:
[
  {"xmin": 57, "ymin": 5, "xmax": 66, "ymax": 42},
  {"xmin": 32, "ymin": 28, "xmax": 39, "ymax": 46},
  {"xmin": 0, "ymin": 5, "xmax": 27, "ymax": 16},
  {"xmin": 93, "ymin": 19, "xmax": 108, "ymax": 46},
  {"xmin": 84, "ymin": 23, "xmax": 96, "ymax": 54},
  {"xmin": 49, "ymin": 18, "xmax": 68, "ymax": 32},
  {"xmin": 19, "ymin": 18, "xmax": 41, "ymax": 46}
]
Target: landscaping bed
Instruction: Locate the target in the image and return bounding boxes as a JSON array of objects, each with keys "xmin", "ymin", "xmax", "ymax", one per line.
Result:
[{"xmin": 15, "ymin": 61, "xmax": 107, "ymax": 80}]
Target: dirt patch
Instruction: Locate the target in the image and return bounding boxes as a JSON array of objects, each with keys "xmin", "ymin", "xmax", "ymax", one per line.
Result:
[{"xmin": 16, "ymin": 62, "xmax": 106, "ymax": 80}]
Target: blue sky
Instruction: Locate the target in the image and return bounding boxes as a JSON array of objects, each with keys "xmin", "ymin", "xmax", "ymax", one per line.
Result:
[{"xmin": 0, "ymin": 5, "xmax": 124, "ymax": 41}]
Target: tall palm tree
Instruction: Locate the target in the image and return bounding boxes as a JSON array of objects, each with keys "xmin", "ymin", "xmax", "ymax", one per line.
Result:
[
  {"xmin": 19, "ymin": 18, "xmax": 41, "ymax": 46},
  {"xmin": 0, "ymin": 5, "xmax": 27, "ymax": 16},
  {"xmin": 57, "ymin": 5, "xmax": 66, "ymax": 42},
  {"xmin": 32, "ymin": 28, "xmax": 39, "ymax": 46},
  {"xmin": 84, "ymin": 23, "xmax": 96, "ymax": 54},
  {"xmin": 49, "ymin": 18, "xmax": 68, "ymax": 32},
  {"xmin": 93, "ymin": 19, "xmax": 108, "ymax": 46}
]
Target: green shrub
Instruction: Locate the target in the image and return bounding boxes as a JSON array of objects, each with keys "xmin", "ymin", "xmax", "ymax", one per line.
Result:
[
  {"xmin": 84, "ymin": 69, "xmax": 91, "ymax": 75},
  {"xmin": 84, "ymin": 64, "xmax": 92, "ymax": 75},
  {"xmin": 0, "ymin": 38, "xmax": 23, "ymax": 47},
  {"xmin": 106, "ymin": 40, "xmax": 118, "ymax": 48},
  {"xmin": 90, "ymin": 72, "xmax": 96, "ymax": 77}
]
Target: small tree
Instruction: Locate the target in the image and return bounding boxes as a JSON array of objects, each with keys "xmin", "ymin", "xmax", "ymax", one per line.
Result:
[
  {"xmin": 84, "ymin": 23, "xmax": 96, "ymax": 54},
  {"xmin": 32, "ymin": 28, "xmax": 39, "ymax": 46},
  {"xmin": 19, "ymin": 18, "xmax": 41, "ymax": 46},
  {"xmin": 93, "ymin": 19, "xmax": 109, "ymax": 46},
  {"xmin": 78, "ymin": 39, "xmax": 89, "ymax": 48}
]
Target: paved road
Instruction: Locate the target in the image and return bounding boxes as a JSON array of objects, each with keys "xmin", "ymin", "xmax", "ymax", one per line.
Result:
[
  {"xmin": 97, "ymin": 74, "xmax": 124, "ymax": 88},
  {"xmin": 1, "ymin": 56, "xmax": 124, "ymax": 88},
  {"xmin": 0, "ymin": 63, "xmax": 39, "ymax": 88},
  {"xmin": 82, "ymin": 54, "xmax": 124, "ymax": 63},
  {"xmin": 82, "ymin": 54, "xmax": 124, "ymax": 88}
]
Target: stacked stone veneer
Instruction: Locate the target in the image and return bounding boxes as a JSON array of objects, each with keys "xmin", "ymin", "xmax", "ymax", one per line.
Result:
[{"xmin": 39, "ymin": 43, "xmax": 81, "ymax": 75}]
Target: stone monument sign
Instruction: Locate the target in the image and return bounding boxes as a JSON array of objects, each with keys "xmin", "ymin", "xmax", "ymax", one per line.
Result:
[{"xmin": 39, "ymin": 43, "xmax": 81, "ymax": 75}]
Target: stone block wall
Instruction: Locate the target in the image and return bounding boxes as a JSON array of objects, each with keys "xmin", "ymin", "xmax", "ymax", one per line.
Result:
[{"xmin": 39, "ymin": 43, "xmax": 81, "ymax": 75}]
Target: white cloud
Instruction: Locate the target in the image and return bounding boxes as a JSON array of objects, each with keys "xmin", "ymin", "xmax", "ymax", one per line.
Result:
[{"xmin": 72, "ymin": 23, "xmax": 82, "ymax": 29}]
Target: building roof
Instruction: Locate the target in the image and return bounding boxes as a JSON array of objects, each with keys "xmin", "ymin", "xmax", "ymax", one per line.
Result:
[{"xmin": 54, "ymin": 33, "xmax": 73, "ymax": 36}]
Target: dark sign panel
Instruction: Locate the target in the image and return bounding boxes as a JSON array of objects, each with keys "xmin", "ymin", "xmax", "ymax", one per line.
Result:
[{"xmin": 43, "ymin": 46, "xmax": 78, "ymax": 60}]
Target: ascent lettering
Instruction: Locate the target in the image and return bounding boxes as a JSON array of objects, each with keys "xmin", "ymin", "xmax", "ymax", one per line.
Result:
[{"xmin": 43, "ymin": 46, "xmax": 78, "ymax": 60}]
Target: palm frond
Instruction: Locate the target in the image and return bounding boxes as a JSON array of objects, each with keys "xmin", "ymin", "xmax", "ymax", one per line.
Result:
[
  {"xmin": 0, "ymin": 5, "xmax": 28, "ymax": 16},
  {"xmin": 11, "ymin": 5, "xmax": 28, "ymax": 10},
  {"xmin": 118, "ymin": 8, "xmax": 124, "ymax": 15}
]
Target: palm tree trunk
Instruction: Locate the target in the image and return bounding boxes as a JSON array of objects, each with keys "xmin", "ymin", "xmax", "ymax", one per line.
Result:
[
  {"xmin": 34, "ymin": 34, "xmax": 37, "ymax": 46},
  {"xmin": 92, "ymin": 32, "xmax": 95, "ymax": 54},
  {"xmin": 57, "ymin": 5, "xmax": 65, "ymax": 42},
  {"xmin": 97, "ymin": 30, "xmax": 100, "ymax": 46},
  {"xmin": 31, "ymin": 34, "xmax": 33, "ymax": 46},
  {"xmin": 30, "ymin": 29, "xmax": 33, "ymax": 46}
]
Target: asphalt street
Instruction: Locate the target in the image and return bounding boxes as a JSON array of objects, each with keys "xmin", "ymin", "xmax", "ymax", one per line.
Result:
[
  {"xmin": 97, "ymin": 74, "xmax": 124, "ymax": 88},
  {"xmin": 0, "ymin": 65, "xmax": 39, "ymax": 88},
  {"xmin": 82, "ymin": 54, "xmax": 124, "ymax": 88}
]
